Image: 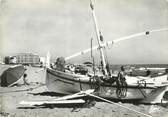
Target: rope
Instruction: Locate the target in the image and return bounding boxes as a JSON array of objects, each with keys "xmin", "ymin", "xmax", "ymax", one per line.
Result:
[
  {"xmin": 116, "ymin": 73, "xmax": 127, "ymax": 98},
  {"xmin": 116, "ymin": 81, "xmax": 127, "ymax": 99},
  {"xmin": 137, "ymin": 81, "xmax": 147, "ymax": 98}
]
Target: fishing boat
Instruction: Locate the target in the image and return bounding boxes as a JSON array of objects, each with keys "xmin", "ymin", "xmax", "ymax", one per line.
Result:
[{"xmin": 46, "ymin": 1, "xmax": 168, "ymax": 100}]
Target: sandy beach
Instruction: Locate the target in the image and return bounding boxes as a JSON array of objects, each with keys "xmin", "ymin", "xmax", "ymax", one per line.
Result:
[
  {"xmin": 1, "ymin": 0, "xmax": 168, "ymax": 116},
  {"xmin": 1, "ymin": 65, "xmax": 168, "ymax": 117}
]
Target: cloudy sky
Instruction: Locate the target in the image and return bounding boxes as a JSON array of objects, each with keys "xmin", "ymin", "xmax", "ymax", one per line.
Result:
[{"xmin": 0, "ymin": 0, "xmax": 168, "ymax": 64}]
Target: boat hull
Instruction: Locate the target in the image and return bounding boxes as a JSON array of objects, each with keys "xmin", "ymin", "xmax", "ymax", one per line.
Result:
[
  {"xmin": 0, "ymin": 65, "xmax": 26, "ymax": 87},
  {"xmin": 46, "ymin": 68, "xmax": 156, "ymax": 100}
]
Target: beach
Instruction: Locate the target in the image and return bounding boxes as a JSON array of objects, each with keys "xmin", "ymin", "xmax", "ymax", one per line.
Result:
[{"xmin": 1, "ymin": 64, "xmax": 168, "ymax": 117}]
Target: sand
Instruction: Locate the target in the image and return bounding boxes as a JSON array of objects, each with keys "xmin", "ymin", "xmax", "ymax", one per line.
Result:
[{"xmin": 1, "ymin": 64, "xmax": 168, "ymax": 117}]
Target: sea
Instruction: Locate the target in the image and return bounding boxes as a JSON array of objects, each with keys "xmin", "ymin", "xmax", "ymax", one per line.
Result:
[{"xmin": 110, "ymin": 64, "xmax": 168, "ymax": 71}]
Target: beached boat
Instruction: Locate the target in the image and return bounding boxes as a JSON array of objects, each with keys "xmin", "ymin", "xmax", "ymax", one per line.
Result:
[
  {"xmin": 47, "ymin": 67, "xmax": 160, "ymax": 100},
  {"xmin": 0, "ymin": 65, "xmax": 26, "ymax": 87},
  {"xmin": 46, "ymin": 1, "xmax": 168, "ymax": 100}
]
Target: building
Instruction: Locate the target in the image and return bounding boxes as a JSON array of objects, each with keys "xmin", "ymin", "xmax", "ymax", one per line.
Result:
[
  {"xmin": 16, "ymin": 53, "xmax": 40, "ymax": 65},
  {"xmin": 3, "ymin": 56, "xmax": 17, "ymax": 64},
  {"xmin": 10, "ymin": 56, "xmax": 17, "ymax": 64}
]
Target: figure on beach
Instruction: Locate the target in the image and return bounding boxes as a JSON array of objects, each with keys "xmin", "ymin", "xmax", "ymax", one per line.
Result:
[
  {"xmin": 117, "ymin": 66, "xmax": 127, "ymax": 86},
  {"xmin": 23, "ymin": 73, "xmax": 29, "ymax": 85}
]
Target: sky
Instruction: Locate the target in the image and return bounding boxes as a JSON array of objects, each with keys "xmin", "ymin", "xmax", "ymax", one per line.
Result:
[{"xmin": 0, "ymin": 0, "xmax": 168, "ymax": 64}]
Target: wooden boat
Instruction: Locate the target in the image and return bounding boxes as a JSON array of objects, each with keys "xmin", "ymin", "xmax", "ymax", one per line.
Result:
[
  {"xmin": 46, "ymin": 1, "xmax": 168, "ymax": 101},
  {"xmin": 46, "ymin": 67, "xmax": 161, "ymax": 100},
  {"xmin": 0, "ymin": 65, "xmax": 26, "ymax": 87}
]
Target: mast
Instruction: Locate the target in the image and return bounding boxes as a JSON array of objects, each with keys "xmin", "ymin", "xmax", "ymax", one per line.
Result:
[
  {"xmin": 90, "ymin": 0, "xmax": 108, "ymax": 76},
  {"xmin": 91, "ymin": 38, "xmax": 96, "ymax": 76}
]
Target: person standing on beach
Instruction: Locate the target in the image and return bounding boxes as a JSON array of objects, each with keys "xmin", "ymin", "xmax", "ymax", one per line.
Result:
[
  {"xmin": 117, "ymin": 66, "xmax": 126, "ymax": 85},
  {"xmin": 23, "ymin": 73, "xmax": 29, "ymax": 85}
]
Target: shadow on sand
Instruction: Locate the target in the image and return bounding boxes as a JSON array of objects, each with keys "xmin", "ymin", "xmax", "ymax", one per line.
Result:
[
  {"xmin": 18, "ymin": 103, "xmax": 85, "ymax": 109},
  {"xmin": 28, "ymin": 91, "xmax": 66, "ymax": 97}
]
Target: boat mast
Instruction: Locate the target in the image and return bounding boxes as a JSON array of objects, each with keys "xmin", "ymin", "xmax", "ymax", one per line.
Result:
[
  {"xmin": 91, "ymin": 38, "xmax": 96, "ymax": 76},
  {"xmin": 90, "ymin": 0, "xmax": 108, "ymax": 75}
]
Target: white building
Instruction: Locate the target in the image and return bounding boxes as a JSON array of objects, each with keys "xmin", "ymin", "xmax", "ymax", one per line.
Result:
[{"xmin": 16, "ymin": 53, "xmax": 40, "ymax": 65}]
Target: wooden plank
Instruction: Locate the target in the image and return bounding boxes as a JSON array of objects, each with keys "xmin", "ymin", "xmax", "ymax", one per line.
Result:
[
  {"xmin": 20, "ymin": 99, "xmax": 85, "ymax": 106},
  {"xmin": 52, "ymin": 89, "xmax": 94, "ymax": 101}
]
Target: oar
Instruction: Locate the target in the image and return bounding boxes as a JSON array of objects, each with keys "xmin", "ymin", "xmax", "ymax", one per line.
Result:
[{"xmin": 85, "ymin": 92, "xmax": 152, "ymax": 117}]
